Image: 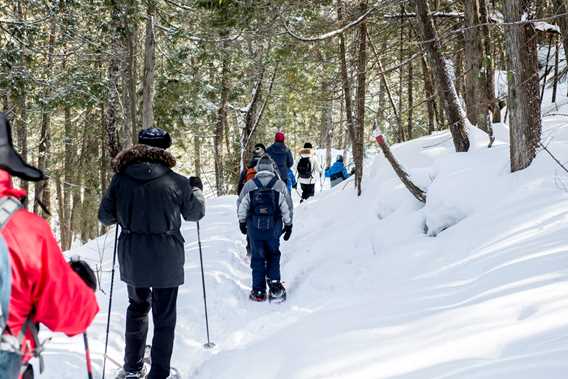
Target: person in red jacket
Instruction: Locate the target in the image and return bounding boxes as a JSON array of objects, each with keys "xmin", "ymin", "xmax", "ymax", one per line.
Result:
[{"xmin": 0, "ymin": 113, "xmax": 99, "ymax": 379}]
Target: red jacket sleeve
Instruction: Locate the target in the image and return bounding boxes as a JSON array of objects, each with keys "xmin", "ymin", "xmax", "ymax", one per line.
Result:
[{"xmin": 32, "ymin": 218, "xmax": 99, "ymax": 336}]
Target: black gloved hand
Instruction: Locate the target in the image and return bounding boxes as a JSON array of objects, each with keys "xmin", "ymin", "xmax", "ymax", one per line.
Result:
[
  {"xmin": 69, "ymin": 257, "xmax": 97, "ymax": 291},
  {"xmin": 292, "ymin": 183, "xmax": 297, "ymax": 189},
  {"xmin": 239, "ymin": 222, "xmax": 247, "ymax": 235},
  {"xmin": 350, "ymin": 167, "xmax": 355, "ymax": 175},
  {"xmin": 189, "ymin": 176, "xmax": 203, "ymax": 191},
  {"xmin": 282, "ymin": 224, "xmax": 293, "ymax": 241}
]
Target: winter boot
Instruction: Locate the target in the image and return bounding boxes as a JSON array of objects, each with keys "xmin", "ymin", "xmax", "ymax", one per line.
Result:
[
  {"xmin": 249, "ymin": 289, "xmax": 267, "ymax": 302},
  {"xmin": 115, "ymin": 366, "xmax": 148, "ymax": 379},
  {"xmin": 268, "ymin": 280, "xmax": 286, "ymax": 303}
]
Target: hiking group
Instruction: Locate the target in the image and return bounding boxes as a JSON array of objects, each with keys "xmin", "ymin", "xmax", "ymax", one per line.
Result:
[{"xmin": 0, "ymin": 114, "xmax": 350, "ymax": 379}]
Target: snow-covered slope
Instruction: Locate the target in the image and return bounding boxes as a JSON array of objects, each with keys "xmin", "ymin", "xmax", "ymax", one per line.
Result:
[{"xmin": 39, "ymin": 113, "xmax": 568, "ymax": 378}]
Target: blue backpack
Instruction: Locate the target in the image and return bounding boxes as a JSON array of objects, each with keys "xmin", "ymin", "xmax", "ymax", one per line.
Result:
[{"xmin": 250, "ymin": 177, "xmax": 280, "ymax": 232}]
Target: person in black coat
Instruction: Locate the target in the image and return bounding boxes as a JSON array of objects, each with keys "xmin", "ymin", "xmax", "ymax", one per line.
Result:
[
  {"xmin": 266, "ymin": 132, "xmax": 294, "ymax": 185},
  {"xmin": 98, "ymin": 127, "xmax": 205, "ymax": 379}
]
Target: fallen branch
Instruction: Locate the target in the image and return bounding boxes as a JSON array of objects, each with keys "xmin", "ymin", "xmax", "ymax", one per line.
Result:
[{"xmin": 372, "ymin": 122, "xmax": 427, "ymax": 203}]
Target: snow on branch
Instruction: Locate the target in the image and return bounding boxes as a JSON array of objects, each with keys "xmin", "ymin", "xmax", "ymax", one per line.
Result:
[
  {"xmin": 533, "ymin": 21, "xmax": 561, "ymax": 34},
  {"xmin": 384, "ymin": 11, "xmax": 466, "ymax": 20},
  {"xmin": 282, "ymin": 6, "xmax": 376, "ymax": 42}
]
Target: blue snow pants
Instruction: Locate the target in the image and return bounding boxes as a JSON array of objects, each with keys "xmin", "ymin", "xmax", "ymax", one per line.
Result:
[{"xmin": 249, "ymin": 238, "xmax": 281, "ymax": 291}]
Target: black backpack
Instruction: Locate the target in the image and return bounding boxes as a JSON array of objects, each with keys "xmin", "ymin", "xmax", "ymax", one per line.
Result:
[
  {"xmin": 250, "ymin": 177, "xmax": 280, "ymax": 231},
  {"xmin": 297, "ymin": 157, "xmax": 312, "ymax": 179}
]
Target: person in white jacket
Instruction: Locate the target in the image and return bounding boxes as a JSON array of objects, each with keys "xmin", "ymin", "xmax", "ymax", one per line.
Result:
[{"xmin": 295, "ymin": 143, "xmax": 322, "ymax": 202}]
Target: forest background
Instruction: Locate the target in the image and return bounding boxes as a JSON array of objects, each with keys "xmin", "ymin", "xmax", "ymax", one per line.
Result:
[{"xmin": 0, "ymin": 0, "xmax": 561, "ymax": 250}]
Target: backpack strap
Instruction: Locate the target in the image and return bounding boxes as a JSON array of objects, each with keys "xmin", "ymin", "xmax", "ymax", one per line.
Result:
[
  {"xmin": 266, "ymin": 176, "xmax": 278, "ymax": 189},
  {"xmin": 0, "ymin": 238, "xmax": 11, "ymax": 334},
  {"xmin": 0, "ymin": 197, "xmax": 21, "ymax": 229},
  {"xmin": 0, "ymin": 197, "xmax": 44, "ymax": 372},
  {"xmin": 0, "ymin": 197, "xmax": 21, "ymax": 333}
]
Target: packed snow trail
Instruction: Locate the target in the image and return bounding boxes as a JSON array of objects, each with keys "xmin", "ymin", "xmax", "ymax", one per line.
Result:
[{"xmin": 38, "ymin": 119, "xmax": 568, "ymax": 378}]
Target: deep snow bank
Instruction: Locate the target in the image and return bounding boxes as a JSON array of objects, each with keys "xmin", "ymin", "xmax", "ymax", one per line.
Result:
[{"xmin": 39, "ymin": 115, "xmax": 568, "ymax": 378}]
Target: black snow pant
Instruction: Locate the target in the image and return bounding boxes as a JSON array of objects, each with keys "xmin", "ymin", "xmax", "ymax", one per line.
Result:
[
  {"xmin": 124, "ymin": 286, "xmax": 178, "ymax": 379},
  {"xmin": 300, "ymin": 183, "xmax": 315, "ymax": 200}
]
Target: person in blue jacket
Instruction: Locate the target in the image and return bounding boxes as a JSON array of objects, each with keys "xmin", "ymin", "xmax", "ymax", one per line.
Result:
[
  {"xmin": 325, "ymin": 155, "xmax": 350, "ymax": 188},
  {"xmin": 266, "ymin": 131, "xmax": 294, "ymax": 185},
  {"xmin": 287, "ymin": 169, "xmax": 297, "ymax": 193}
]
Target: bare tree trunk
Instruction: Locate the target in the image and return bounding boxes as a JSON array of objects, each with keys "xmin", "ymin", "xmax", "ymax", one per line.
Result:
[
  {"xmin": 463, "ymin": 0, "xmax": 483, "ymax": 128},
  {"xmin": 455, "ymin": 48, "xmax": 464, "ymax": 98},
  {"xmin": 407, "ymin": 33, "xmax": 414, "ymax": 140},
  {"xmin": 552, "ymin": 0, "xmax": 568, "ymax": 83},
  {"xmin": 71, "ymin": 115, "xmax": 87, "ymax": 244},
  {"xmin": 81, "ymin": 111, "xmax": 100, "ymax": 242},
  {"xmin": 398, "ymin": 3, "xmax": 406, "ymax": 142},
  {"xmin": 15, "ymin": 91, "xmax": 28, "ymax": 198},
  {"xmin": 142, "ymin": 5, "xmax": 156, "ymax": 130},
  {"xmin": 503, "ymin": 0, "xmax": 542, "ymax": 172},
  {"xmin": 421, "ymin": 55, "xmax": 437, "ymax": 134},
  {"xmin": 479, "ymin": 0, "xmax": 497, "ymax": 140},
  {"xmin": 214, "ymin": 44, "xmax": 230, "ymax": 196},
  {"xmin": 61, "ymin": 107, "xmax": 74, "ymax": 250},
  {"xmin": 13, "ymin": 0, "xmax": 29, "ymax": 198},
  {"xmin": 126, "ymin": 9, "xmax": 138, "ymax": 144},
  {"xmin": 553, "ymin": 37, "xmax": 559, "ymax": 103},
  {"xmin": 105, "ymin": 2, "xmax": 124, "ymax": 158},
  {"xmin": 415, "ymin": 0, "xmax": 470, "ymax": 152},
  {"xmin": 353, "ymin": 0, "xmax": 368, "ymax": 196},
  {"xmin": 338, "ymin": 1, "xmax": 356, "ymax": 150},
  {"xmin": 34, "ymin": 9, "xmax": 57, "ymax": 218},
  {"xmin": 325, "ymin": 103, "xmax": 333, "ymax": 169}
]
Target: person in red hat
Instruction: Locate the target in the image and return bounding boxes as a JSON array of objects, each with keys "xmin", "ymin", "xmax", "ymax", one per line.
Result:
[
  {"xmin": 266, "ymin": 131, "xmax": 294, "ymax": 187},
  {"xmin": 0, "ymin": 113, "xmax": 98, "ymax": 379}
]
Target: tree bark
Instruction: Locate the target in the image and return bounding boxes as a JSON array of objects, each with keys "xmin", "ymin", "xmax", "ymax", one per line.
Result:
[
  {"xmin": 61, "ymin": 106, "xmax": 74, "ymax": 250},
  {"xmin": 338, "ymin": 1, "xmax": 356, "ymax": 150},
  {"xmin": 552, "ymin": 0, "xmax": 568, "ymax": 77},
  {"xmin": 463, "ymin": 0, "xmax": 483, "ymax": 128},
  {"xmin": 503, "ymin": 0, "xmax": 542, "ymax": 172},
  {"xmin": 34, "ymin": 8, "xmax": 57, "ymax": 218},
  {"xmin": 407, "ymin": 29, "xmax": 414, "ymax": 140},
  {"xmin": 552, "ymin": 37, "xmax": 559, "ymax": 103},
  {"xmin": 105, "ymin": 1, "xmax": 124, "ymax": 158},
  {"xmin": 353, "ymin": 0, "xmax": 368, "ymax": 196},
  {"xmin": 126, "ymin": 6, "xmax": 139, "ymax": 144},
  {"xmin": 398, "ymin": 3, "xmax": 406, "ymax": 143},
  {"xmin": 479, "ymin": 0, "xmax": 497, "ymax": 141},
  {"xmin": 142, "ymin": 5, "xmax": 156, "ymax": 130},
  {"xmin": 415, "ymin": 0, "xmax": 470, "ymax": 152},
  {"xmin": 80, "ymin": 111, "xmax": 100, "ymax": 242},
  {"xmin": 214, "ymin": 43, "xmax": 230, "ymax": 196},
  {"xmin": 421, "ymin": 55, "xmax": 437, "ymax": 134}
]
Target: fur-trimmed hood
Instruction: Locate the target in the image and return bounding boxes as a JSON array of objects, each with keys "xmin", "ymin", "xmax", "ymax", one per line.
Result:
[
  {"xmin": 299, "ymin": 148, "xmax": 313, "ymax": 158},
  {"xmin": 112, "ymin": 144, "xmax": 176, "ymax": 174}
]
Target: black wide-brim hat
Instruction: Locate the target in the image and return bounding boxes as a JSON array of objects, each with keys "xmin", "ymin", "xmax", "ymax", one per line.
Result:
[{"xmin": 0, "ymin": 113, "xmax": 45, "ymax": 182}]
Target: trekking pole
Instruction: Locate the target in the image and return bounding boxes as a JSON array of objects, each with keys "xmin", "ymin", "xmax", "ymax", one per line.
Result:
[
  {"xmin": 102, "ymin": 225, "xmax": 120, "ymax": 379},
  {"xmin": 197, "ymin": 221, "xmax": 215, "ymax": 349},
  {"xmin": 83, "ymin": 332, "xmax": 94, "ymax": 379}
]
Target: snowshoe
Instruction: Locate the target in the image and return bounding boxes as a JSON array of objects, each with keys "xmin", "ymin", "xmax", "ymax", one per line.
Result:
[
  {"xmin": 268, "ymin": 281, "xmax": 286, "ymax": 303},
  {"xmin": 115, "ymin": 345, "xmax": 151, "ymax": 379},
  {"xmin": 249, "ymin": 289, "xmax": 267, "ymax": 302},
  {"xmin": 115, "ymin": 367, "xmax": 148, "ymax": 379}
]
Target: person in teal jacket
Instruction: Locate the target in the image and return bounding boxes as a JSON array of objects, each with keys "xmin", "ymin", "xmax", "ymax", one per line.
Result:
[{"xmin": 325, "ymin": 155, "xmax": 350, "ymax": 188}]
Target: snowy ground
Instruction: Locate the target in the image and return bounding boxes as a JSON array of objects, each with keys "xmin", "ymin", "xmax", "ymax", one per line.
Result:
[{"xmin": 38, "ymin": 108, "xmax": 568, "ymax": 377}]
